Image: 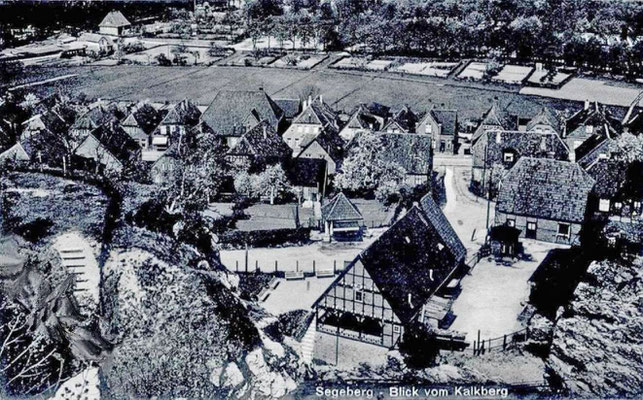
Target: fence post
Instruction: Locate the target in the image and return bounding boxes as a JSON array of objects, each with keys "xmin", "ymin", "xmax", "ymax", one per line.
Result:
[
  {"xmin": 236, "ymin": 260, "xmax": 239, "ymax": 272},
  {"xmin": 473, "ymin": 340, "xmax": 476, "ymax": 355},
  {"xmin": 275, "ymin": 260, "xmax": 278, "ymax": 273},
  {"xmin": 503, "ymin": 334, "xmax": 507, "ymax": 350},
  {"xmin": 477, "ymin": 330, "xmax": 481, "ymax": 354},
  {"xmin": 296, "ymin": 260, "xmax": 299, "ymax": 272},
  {"xmin": 333, "ymin": 260, "xmax": 336, "ymax": 274},
  {"xmin": 313, "ymin": 260, "xmax": 316, "ymax": 274},
  {"xmin": 255, "ymin": 260, "xmax": 259, "ymax": 272}
]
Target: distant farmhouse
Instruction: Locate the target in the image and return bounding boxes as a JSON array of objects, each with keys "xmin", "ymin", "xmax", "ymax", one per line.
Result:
[
  {"xmin": 495, "ymin": 158, "xmax": 595, "ymax": 245},
  {"xmin": 99, "ymin": 11, "xmax": 131, "ymax": 36}
]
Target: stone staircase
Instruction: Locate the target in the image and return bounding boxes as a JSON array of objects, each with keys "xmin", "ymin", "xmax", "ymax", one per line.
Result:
[
  {"xmin": 300, "ymin": 317, "xmax": 317, "ymax": 364},
  {"xmin": 58, "ymin": 247, "xmax": 91, "ymax": 295},
  {"xmin": 53, "ymin": 233, "xmax": 100, "ymax": 311}
]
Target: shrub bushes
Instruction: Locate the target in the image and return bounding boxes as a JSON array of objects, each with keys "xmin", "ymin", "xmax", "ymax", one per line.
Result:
[{"xmin": 218, "ymin": 227, "xmax": 311, "ymax": 249}]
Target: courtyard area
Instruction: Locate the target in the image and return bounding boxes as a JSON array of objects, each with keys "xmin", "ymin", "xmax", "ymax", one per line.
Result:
[{"xmin": 450, "ymin": 239, "xmax": 570, "ymax": 343}]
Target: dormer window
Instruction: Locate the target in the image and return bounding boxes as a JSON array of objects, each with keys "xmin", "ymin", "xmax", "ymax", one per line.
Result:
[
  {"xmin": 503, "ymin": 152, "xmax": 514, "ymax": 163},
  {"xmin": 586, "ymin": 125, "xmax": 594, "ymax": 134},
  {"xmin": 599, "ymin": 199, "xmax": 610, "ymax": 212}
]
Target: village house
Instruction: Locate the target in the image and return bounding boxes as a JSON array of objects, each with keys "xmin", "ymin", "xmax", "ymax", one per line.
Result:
[
  {"xmin": 524, "ymin": 107, "xmax": 562, "ymax": 135},
  {"xmin": 416, "ymin": 109, "xmax": 458, "ymax": 154},
  {"xmin": 321, "ymin": 193, "xmax": 363, "ymax": 242},
  {"xmin": 296, "ymin": 129, "xmax": 344, "ymax": 175},
  {"xmin": 282, "ymin": 95, "xmax": 339, "ymax": 155},
  {"xmin": 121, "ymin": 103, "xmax": 165, "ymax": 150},
  {"xmin": 225, "ymin": 120, "xmax": 290, "ymax": 171},
  {"xmin": 20, "ymin": 110, "xmax": 72, "ymax": 164},
  {"xmin": 471, "ymin": 102, "xmax": 514, "ymax": 145},
  {"xmin": 377, "ymin": 132, "xmax": 434, "ymax": 186},
  {"xmin": 575, "ymin": 135, "xmax": 621, "ymax": 170},
  {"xmin": 201, "ymin": 89, "xmax": 284, "ymax": 148},
  {"xmin": 471, "ymin": 129, "xmax": 569, "ymax": 197},
  {"xmin": 312, "ymin": 200, "xmax": 465, "ymax": 365},
  {"xmin": 273, "ymin": 98, "xmax": 301, "ymax": 123},
  {"xmin": 0, "ymin": 142, "xmax": 30, "ymax": 166},
  {"xmin": 382, "ymin": 106, "xmax": 418, "ymax": 134},
  {"xmin": 150, "ymin": 144, "xmax": 180, "ymax": 185},
  {"xmin": 69, "ymin": 102, "xmax": 120, "ymax": 148},
  {"xmin": 339, "ymin": 102, "xmax": 390, "ymax": 141},
  {"xmin": 98, "ymin": 11, "xmax": 132, "ymax": 36},
  {"xmin": 77, "ymin": 33, "xmax": 113, "ymax": 55},
  {"xmin": 587, "ymin": 159, "xmax": 642, "ymax": 219},
  {"xmin": 495, "ymin": 158, "xmax": 595, "ymax": 245},
  {"xmin": 563, "ymin": 101, "xmax": 621, "ymax": 161},
  {"xmin": 75, "ymin": 123, "xmax": 141, "ymax": 175},
  {"xmin": 285, "ymin": 158, "xmax": 328, "ymax": 204},
  {"xmin": 149, "ymin": 99, "xmax": 201, "ymax": 155}
]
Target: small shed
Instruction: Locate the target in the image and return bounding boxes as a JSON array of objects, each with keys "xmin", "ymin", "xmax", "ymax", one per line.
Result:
[
  {"xmin": 321, "ymin": 193, "xmax": 363, "ymax": 242},
  {"xmin": 488, "ymin": 225, "xmax": 522, "ymax": 257}
]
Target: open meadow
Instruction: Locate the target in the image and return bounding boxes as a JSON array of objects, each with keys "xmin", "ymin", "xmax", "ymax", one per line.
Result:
[{"xmin": 10, "ymin": 64, "xmax": 605, "ymax": 121}]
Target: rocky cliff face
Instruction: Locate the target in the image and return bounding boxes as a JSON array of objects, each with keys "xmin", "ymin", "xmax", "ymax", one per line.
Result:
[{"xmin": 545, "ymin": 256, "xmax": 642, "ymax": 398}]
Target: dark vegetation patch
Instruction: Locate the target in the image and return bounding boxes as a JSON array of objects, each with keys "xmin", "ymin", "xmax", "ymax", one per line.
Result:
[
  {"xmin": 265, "ymin": 310, "xmax": 314, "ymax": 342},
  {"xmin": 237, "ymin": 272, "xmax": 274, "ymax": 301}
]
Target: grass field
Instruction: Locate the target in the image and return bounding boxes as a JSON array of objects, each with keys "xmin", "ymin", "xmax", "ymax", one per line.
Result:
[{"xmin": 14, "ymin": 64, "xmax": 625, "ymax": 121}]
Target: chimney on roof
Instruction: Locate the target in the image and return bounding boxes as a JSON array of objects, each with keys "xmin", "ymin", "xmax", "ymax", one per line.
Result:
[
  {"xmin": 408, "ymin": 293, "xmax": 413, "ymax": 308},
  {"xmin": 584, "ymin": 99, "xmax": 590, "ymax": 110},
  {"xmin": 319, "ymin": 94, "xmax": 323, "ymax": 103},
  {"xmin": 495, "ymin": 131, "xmax": 502, "ymax": 144},
  {"xmin": 262, "ymin": 124, "xmax": 267, "ymax": 139},
  {"xmin": 307, "ymin": 95, "xmax": 312, "ymax": 107}
]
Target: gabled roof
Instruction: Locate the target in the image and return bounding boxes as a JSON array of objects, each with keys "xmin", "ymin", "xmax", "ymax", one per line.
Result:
[
  {"xmin": 385, "ymin": 106, "xmax": 418, "ymax": 133},
  {"xmin": 419, "ymin": 193, "xmax": 466, "ymax": 263},
  {"xmin": 227, "ymin": 120, "xmax": 289, "ymax": 159},
  {"xmin": 285, "ymin": 158, "xmax": 326, "ymax": 187},
  {"xmin": 473, "ymin": 130, "xmax": 570, "ymax": 168},
  {"xmin": 299, "ymin": 128, "xmax": 344, "ymax": 162},
  {"xmin": 526, "ymin": 107, "xmax": 561, "ymax": 133},
  {"xmin": 497, "ymin": 158, "xmax": 595, "ymax": 223},
  {"xmin": 122, "ymin": 103, "xmax": 163, "ymax": 137},
  {"xmin": 99, "ymin": 11, "xmax": 131, "ymax": 28},
  {"xmin": 274, "ymin": 98, "xmax": 301, "ymax": 119},
  {"xmin": 85, "ymin": 123, "xmax": 140, "ymax": 165},
  {"xmin": 587, "ymin": 159, "xmax": 629, "ymax": 198},
  {"xmin": 292, "ymin": 98, "xmax": 339, "ymax": 134},
  {"xmin": 576, "ymin": 135, "xmax": 620, "ymax": 170},
  {"xmin": 314, "ymin": 206, "xmax": 461, "ymax": 324},
  {"xmin": 201, "ymin": 90, "xmax": 283, "ymax": 137},
  {"xmin": 472, "ymin": 103, "xmax": 512, "ymax": 143},
  {"xmin": 0, "ymin": 142, "xmax": 29, "ymax": 163},
  {"xmin": 565, "ymin": 102, "xmax": 621, "ymax": 137},
  {"xmin": 71, "ymin": 104, "xmax": 116, "ymax": 131},
  {"xmin": 160, "ymin": 99, "xmax": 201, "ymax": 127},
  {"xmin": 377, "ymin": 132, "xmax": 433, "ymax": 175},
  {"xmin": 425, "ymin": 109, "xmax": 458, "ymax": 136},
  {"xmin": 321, "ymin": 192, "xmax": 362, "ymax": 222},
  {"xmin": 78, "ymin": 33, "xmax": 112, "ymax": 44}
]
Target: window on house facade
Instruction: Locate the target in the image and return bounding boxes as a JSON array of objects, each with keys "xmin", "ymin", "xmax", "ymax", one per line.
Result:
[
  {"xmin": 607, "ymin": 236, "xmax": 617, "ymax": 248},
  {"xmin": 354, "ymin": 291, "xmax": 363, "ymax": 302},
  {"xmin": 634, "ymin": 201, "xmax": 641, "ymax": 210},
  {"xmin": 558, "ymin": 223, "xmax": 570, "ymax": 238},
  {"xmin": 503, "ymin": 152, "xmax": 514, "ymax": 163},
  {"xmin": 393, "ymin": 325, "xmax": 401, "ymax": 333},
  {"xmin": 599, "ymin": 199, "xmax": 610, "ymax": 212},
  {"xmin": 614, "ymin": 202, "xmax": 622, "ymax": 210},
  {"xmin": 527, "ymin": 222, "xmax": 537, "ymax": 231},
  {"xmin": 586, "ymin": 125, "xmax": 594, "ymax": 134},
  {"xmin": 506, "ymin": 218, "xmax": 515, "ymax": 227}
]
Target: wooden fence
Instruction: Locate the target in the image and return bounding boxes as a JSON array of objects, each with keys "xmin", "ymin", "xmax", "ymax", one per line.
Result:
[
  {"xmin": 232, "ymin": 258, "xmax": 350, "ymax": 277},
  {"xmin": 472, "ymin": 327, "xmax": 530, "ymax": 356}
]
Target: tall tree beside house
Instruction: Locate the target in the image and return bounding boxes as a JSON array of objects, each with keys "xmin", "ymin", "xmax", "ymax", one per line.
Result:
[
  {"xmin": 335, "ymin": 132, "xmax": 407, "ymax": 198},
  {"xmin": 157, "ymin": 132, "xmax": 227, "ymax": 214}
]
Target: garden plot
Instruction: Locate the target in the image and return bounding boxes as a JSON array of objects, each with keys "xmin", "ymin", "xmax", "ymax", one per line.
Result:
[
  {"xmin": 492, "ymin": 65, "xmax": 534, "ymax": 84},
  {"xmin": 332, "ymin": 56, "xmax": 366, "ymax": 69},
  {"xmin": 457, "ymin": 61, "xmax": 490, "ymax": 80},
  {"xmin": 395, "ymin": 61, "xmax": 458, "ymax": 78},
  {"xmin": 227, "ymin": 53, "xmax": 279, "ymax": 67},
  {"xmin": 527, "ymin": 69, "xmax": 571, "ymax": 87},
  {"xmin": 271, "ymin": 53, "xmax": 327, "ymax": 69},
  {"xmin": 365, "ymin": 59, "xmax": 393, "ymax": 71},
  {"xmin": 121, "ymin": 45, "xmax": 222, "ymax": 66},
  {"xmin": 520, "ymin": 77, "xmax": 641, "ymax": 107}
]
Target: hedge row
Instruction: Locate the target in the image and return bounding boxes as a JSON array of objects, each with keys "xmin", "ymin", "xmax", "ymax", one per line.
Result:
[{"xmin": 218, "ymin": 227, "xmax": 311, "ymax": 249}]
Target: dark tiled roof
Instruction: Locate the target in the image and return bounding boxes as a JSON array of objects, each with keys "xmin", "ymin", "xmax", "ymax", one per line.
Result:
[
  {"xmin": 526, "ymin": 107, "xmax": 561, "ymax": 133},
  {"xmin": 90, "ymin": 123, "xmax": 140, "ymax": 165},
  {"xmin": 285, "ymin": 158, "xmax": 326, "ymax": 187},
  {"xmin": 387, "ymin": 106, "xmax": 418, "ymax": 133},
  {"xmin": 430, "ymin": 109, "xmax": 458, "ymax": 136},
  {"xmin": 299, "ymin": 129, "xmax": 344, "ymax": 162},
  {"xmin": 497, "ymin": 158, "xmax": 595, "ymax": 223},
  {"xmin": 565, "ymin": 102, "xmax": 621, "ymax": 137},
  {"xmin": 201, "ymin": 90, "xmax": 283, "ymax": 137},
  {"xmin": 575, "ymin": 135, "xmax": 622, "ymax": 170},
  {"xmin": 587, "ymin": 159, "xmax": 629, "ymax": 198},
  {"xmin": 123, "ymin": 103, "xmax": 163, "ymax": 136},
  {"xmin": 355, "ymin": 206, "xmax": 460, "ymax": 323},
  {"xmin": 419, "ymin": 193, "xmax": 467, "ymax": 263},
  {"xmin": 274, "ymin": 98, "xmax": 301, "ymax": 119},
  {"xmin": 473, "ymin": 130, "xmax": 570, "ymax": 168},
  {"xmin": 99, "ymin": 11, "xmax": 131, "ymax": 28},
  {"xmin": 227, "ymin": 120, "xmax": 289, "ymax": 159},
  {"xmin": 321, "ymin": 192, "xmax": 362, "ymax": 221},
  {"xmin": 472, "ymin": 103, "xmax": 514, "ymax": 143},
  {"xmin": 293, "ymin": 99, "xmax": 339, "ymax": 134},
  {"xmin": 377, "ymin": 132, "xmax": 433, "ymax": 175},
  {"xmin": 161, "ymin": 99, "xmax": 201, "ymax": 127}
]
